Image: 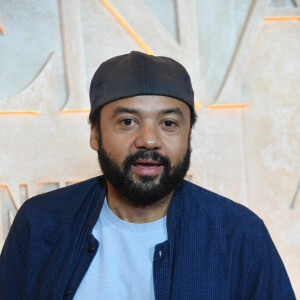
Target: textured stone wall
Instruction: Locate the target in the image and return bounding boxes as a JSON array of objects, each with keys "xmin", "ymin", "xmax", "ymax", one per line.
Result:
[{"xmin": 0, "ymin": 0, "xmax": 299, "ymax": 296}]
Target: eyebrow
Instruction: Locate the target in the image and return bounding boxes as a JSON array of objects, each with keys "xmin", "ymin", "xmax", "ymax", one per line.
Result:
[
  {"xmin": 112, "ymin": 107, "xmax": 139, "ymax": 117},
  {"xmin": 159, "ymin": 108, "xmax": 184, "ymax": 119},
  {"xmin": 112, "ymin": 106, "xmax": 185, "ymax": 121}
]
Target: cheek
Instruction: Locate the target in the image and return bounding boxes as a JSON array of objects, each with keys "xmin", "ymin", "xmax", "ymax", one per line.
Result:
[
  {"xmin": 101, "ymin": 132, "xmax": 133, "ymax": 163},
  {"xmin": 164, "ymin": 136, "xmax": 190, "ymax": 163}
]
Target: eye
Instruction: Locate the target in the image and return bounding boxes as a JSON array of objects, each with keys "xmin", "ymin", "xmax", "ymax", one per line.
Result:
[
  {"xmin": 164, "ymin": 120, "xmax": 174, "ymax": 127},
  {"xmin": 120, "ymin": 118, "xmax": 137, "ymax": 128},
  {"xmin": 161, "ymin": 120, "xmax": 177, "ymax": 130}
]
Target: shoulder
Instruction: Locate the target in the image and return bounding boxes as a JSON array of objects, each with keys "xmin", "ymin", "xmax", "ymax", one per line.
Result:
[
  {"xmin": 12, "ymin": 176, "xmax": 105, "ymax": 232},
  {"xmin": 178, "ymin": 181, "xmax": 296, "ymax": 298},
  {"xmin": 179, "ymin": 180, "xmax": 263, "ymax": 231},
  {"xmin": 178, "ymin": 181, "xmax": 269, "ymax": 272},
  {"xmin": 22, "ymin": 176, "xmax": 102, "ymax": 209}
]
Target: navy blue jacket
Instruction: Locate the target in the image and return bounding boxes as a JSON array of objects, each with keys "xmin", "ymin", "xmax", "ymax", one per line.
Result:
[{"xmin": 0, "ymin": 176, "xmax": 296, "ymax": 299}]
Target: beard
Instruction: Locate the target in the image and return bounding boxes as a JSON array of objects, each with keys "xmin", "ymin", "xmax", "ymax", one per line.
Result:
[{"xmin": 97, "ymin": 139, "xmax": 191, "ymax": 207}]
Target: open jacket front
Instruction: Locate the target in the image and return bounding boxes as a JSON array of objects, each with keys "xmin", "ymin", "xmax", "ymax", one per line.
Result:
[{"xmin": 0, "ymin": 176, "xmax": 296, "ymax": 299}]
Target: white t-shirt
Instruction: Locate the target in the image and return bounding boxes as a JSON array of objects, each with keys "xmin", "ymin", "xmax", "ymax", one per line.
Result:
[{"xmin": 74, "ymin": 198, "xmax": 167, "ymax": 300}]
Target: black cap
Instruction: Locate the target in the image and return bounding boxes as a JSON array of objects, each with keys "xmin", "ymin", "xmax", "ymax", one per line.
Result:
[{"xmin": 89, "ymin": 51, "xmax": 194, "ymax": 115}]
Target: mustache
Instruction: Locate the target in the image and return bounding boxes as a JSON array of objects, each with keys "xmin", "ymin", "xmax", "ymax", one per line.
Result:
[{"xmin": 123, "ymin": 150, "xmax": 171, "ymax": 167}]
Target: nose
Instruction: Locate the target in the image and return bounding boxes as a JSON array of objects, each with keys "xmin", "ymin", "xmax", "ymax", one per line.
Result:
[{"xmin": 135, "ymin": 124, "xmax": 162, "ymax": 150}]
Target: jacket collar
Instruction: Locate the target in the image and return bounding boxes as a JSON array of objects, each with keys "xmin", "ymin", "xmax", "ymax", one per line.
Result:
[
  {"xmin": 89, "ymin": 176, "xmax": 184, "ymax": 239},
  {"xmin": 89, "ymin": 176, "xmax": 107, "ymax": 231},
  {"xmin": 166, "ymin": 184, "xmax": 183, "ymax": 239}
]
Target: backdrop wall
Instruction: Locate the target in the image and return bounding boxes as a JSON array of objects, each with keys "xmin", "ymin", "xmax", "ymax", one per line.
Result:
[{"xmin": 0, "ymin": 0, "xmax": 299, "ymax": 295}]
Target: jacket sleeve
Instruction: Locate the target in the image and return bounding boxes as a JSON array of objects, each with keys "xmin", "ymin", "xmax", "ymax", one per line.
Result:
[
  {"xmin": 245, "ymin": 221, "xmax": 296, "ymax": 300},
  {"xmin": 0, "ymin": 204, "xmax": 30, "ymax": 299}
]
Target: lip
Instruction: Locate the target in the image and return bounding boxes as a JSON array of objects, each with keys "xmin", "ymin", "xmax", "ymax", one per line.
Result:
[{"xmin": 132, "ymin": 159, "xmax": 163, "ymax": 176}]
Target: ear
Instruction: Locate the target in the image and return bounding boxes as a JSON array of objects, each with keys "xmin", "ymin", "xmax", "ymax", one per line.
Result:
[
  {"xmin": 90, "ymin": 124, "xmax": 99, "ymax": 151},
  {"xmin": 188, "ymin": 130, "xmax": 192, "ymax": 153}
]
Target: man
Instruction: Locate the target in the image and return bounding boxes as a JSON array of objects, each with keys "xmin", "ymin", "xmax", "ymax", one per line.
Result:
[{"xmin": 0, "ymin": 51, "xmax": 296, "ymax": 299}]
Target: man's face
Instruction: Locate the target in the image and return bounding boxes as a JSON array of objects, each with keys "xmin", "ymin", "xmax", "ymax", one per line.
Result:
[{"xmin": 90, "ymin": 95, "xmax": 192, "ymax": 206}]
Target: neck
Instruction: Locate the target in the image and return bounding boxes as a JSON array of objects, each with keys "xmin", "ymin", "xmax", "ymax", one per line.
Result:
[{"xmin": 106, "ymin": 181, "xmax": 173, "ymax": 223}]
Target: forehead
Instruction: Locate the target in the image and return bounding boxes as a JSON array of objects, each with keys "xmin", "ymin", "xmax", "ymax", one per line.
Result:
[{"xmin": 100, "ymin": 95, "xmax": 191, "ymax": 117}]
